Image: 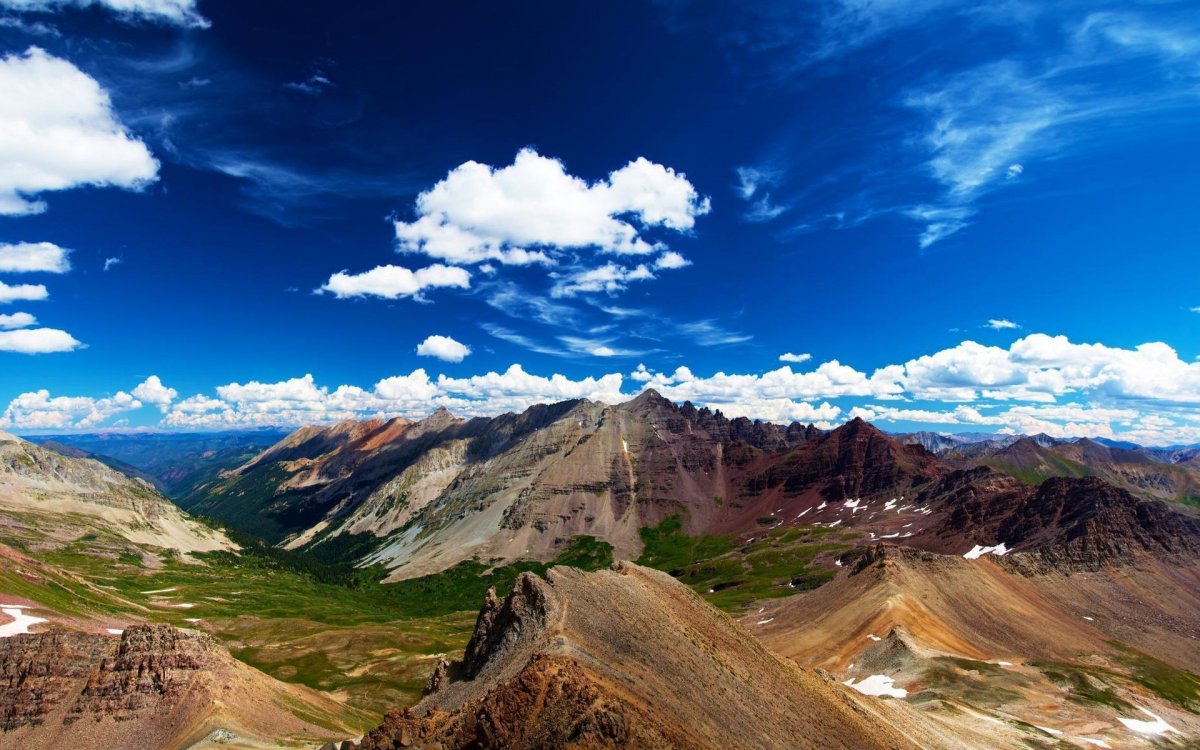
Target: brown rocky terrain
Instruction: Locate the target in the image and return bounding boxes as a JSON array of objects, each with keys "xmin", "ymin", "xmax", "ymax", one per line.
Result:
[
  {"xmin": 749, "ymin": 543, "xmax": 1200, "ymax": 747},
  {"xmin": 0, "ymin": 624, "xmax": 359, "ymax": 749},
  {"xmin": 332, "ymin": 562, "xmax": 1000, "ymax": 750}
]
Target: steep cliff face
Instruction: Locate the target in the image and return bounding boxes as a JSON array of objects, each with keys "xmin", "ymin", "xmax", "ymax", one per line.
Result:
[
  {"xmin": 0, "ymin": 626, "xmax": 216, "ymax": 732},
  {"xmin": 0, "ymin": 624, "xmax": 360, "ymax": 750}
]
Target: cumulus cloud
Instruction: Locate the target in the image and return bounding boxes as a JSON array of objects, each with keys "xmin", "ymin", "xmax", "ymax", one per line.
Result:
[
  {"xmin": 986, "ymin": 318, "xmax": 1019, "ymax": 330},
  {"xmin": 161, "ymin": 366, "xmax": 629, "ymax": 428},
  {"xmin": 0, "ymin": 281, "xmax": 48, "ymax": 303},
  {"xmin": 900, "ymin": 333, "xmax": 1200, "ymax": 405},
  {"xmin": 0, "ymin": 0, "xmax": 208, "ymax": 27},
  {"xmin": 654, "ymin": 251, "xmax": 691, "ymax": 270},
  {"xmin": 394, "ymin": 148, "xmax": 709, "ymax": 265},
  {"xmin": 779, "ymin": 352, "xmax": 812, "ymax": 363},
  {"xmin": 0, "ymin": 312, "xmax": 36, "ymax": 329},
  {"xmin": 416, "ymin": 334, "xmax": 471, "ymax": 363},
  {"xmin": 0, "ymin": 388, "xmax": 138, "ymax": 429},
  {"xmin": 319, "ymin": 264, "xmax": 470, "ymax": 301},
  {"xmin": 0, "ymin": 47, "xmax": 159, "ymax": 216},
  {"xmin": 131, "ymin": 375, "xmax": 177, "ymax": 410},
  {"xmin": 0, "ymin": 241, "xmax": 70, "ymax": 273},
  {"xmin": 0, "ymin": 326, "xmax": 81, "ymax": 353},
  {"xmin": 13, "ymin": 331, "xmax": 1200, "ymax": 443}
]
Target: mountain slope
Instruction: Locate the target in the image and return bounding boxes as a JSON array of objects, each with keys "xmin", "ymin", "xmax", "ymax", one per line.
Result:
[
  {"xmin": 345, "ymin": 563, "xmax": 979, "ymax": 750},
  {"xmin": 960, "ymin": 436, "xmax": 1200, "ymax": 507},
  {"xmin": 749, "ymin": 544, "xmax": 1200, "ymax": 747},
  {"xmin": 0, "ymin": 432, "xmax": 231, "ymax": 555}
]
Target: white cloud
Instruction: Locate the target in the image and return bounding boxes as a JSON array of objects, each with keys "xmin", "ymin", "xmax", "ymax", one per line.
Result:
[
  {"xmin": 0, "ymin": 281, "xmax": 48, "ymax": 303},
  {"xmin": 551, "ymin": 262, "xmax": 655, "ymax": 298},
  {"xmin": 779, "ymin": 352, "xmax": 812, "ymax": 363},
  {"xmin": 319, "ymin": 264, "xmax": 470, "ymax": 301},
  {"xmin": 14, "ymin": 330, "xmax": 1200, "ymax": 443},
  {"xmin": 416, "ymin": 335, "xmax": 471, "ymax": 363},
  {"xmin": 0, "ymin": 388, "xmax": 138, "ymax": 428},
  {"xmin": 0, "ymin": 241, "xmax": 70, "ymax": 273},
  {"xmin": 103, "ymin": 256, "xmax": 121, "ymax": 271},
  {"xmin": 161, "ymin": 365, "xmax": 629, "ymax": 428},
  {"xmin": 0, "ymin": 312, "xmax": 36, "ymax": 329},
  {"xmin": 131, "ymin": 375, "xmax": 177, "ymax": 410},
  {"xmin": 904, "ymin": 13, "xmax": 1200, "ymax": 247},
  {"xmin": 734, "ymin": 165, "xmax": 786, "ymax": 222},
  {"xmin": 654, "ymin": 251, "xmax": 691, "ymax": 270},
  {"xmin": 0, "ymin": 0, "xmax": 208, "ymax": 27},
  {"xmin": 0, "ymin": 47, "xmax": 159, "ymax": 215},
  {"xmin": 394, "ymin": 148, "xmax": 709, "ymax": 265},
  {"xmin": 987, "ymin": 318, "xmax": 1019, "ymax": 330},
  {"xmin": 0, "ymin": 327, "xmax": 81, "ymax": 353},
  {"xmin": 901, "ymin": 334, "xmax": 1200, "ymax": 405}
]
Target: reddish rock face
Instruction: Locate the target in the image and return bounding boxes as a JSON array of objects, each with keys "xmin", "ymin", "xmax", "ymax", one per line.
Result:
[
  {"xmin": 0, "ymin": 625, "xmax": 216, "ymax": 732},
  {"xmin": 914, "ymin": 471, "xmax": 1200, "ymax": 569}
]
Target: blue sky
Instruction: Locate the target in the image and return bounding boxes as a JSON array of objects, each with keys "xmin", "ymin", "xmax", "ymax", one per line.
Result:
[{"xmin": 1, "ymin": 0, "xmax": 1199, "ymax": 444}]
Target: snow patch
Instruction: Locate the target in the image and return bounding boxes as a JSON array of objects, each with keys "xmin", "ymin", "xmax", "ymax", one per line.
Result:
[
  {"xmin": 1033, "ymin": 725, "xmax": 1062, "ymax": 736},
  {"xmin": 835, "ymin": 559, "xmax": 843, "ymax": 567},
  {"xmin": 866, "ymin": 634, "xmax": 882, "ymax": 642},
  {"xmin": 0, "ymin": 607, "xmax": 46, "ymax": 638},
  {"xmin": 1117, "ymin": 708, "xmax": 1175, "ymax": 736},
  {"xmin": 1077, "ymin": 739, "xmax": 1111, "ymax": 749},
  {"xmin": 140, "ymin": 587, "xmax": 178, "ymax": 595},
  {"xmin": 817, "ymin": 501, "xmax": 827, "ymax": 510},
  {"xmin": 106, "ymin": 628, "xmax": 123, "ymax": 635},
  {"xmin": 843, "ymin": 674, "xmax": 906, "ymax": 698},
  {"xmin": 963, "ymin": 543, "xmax": 1008, "ymax": 560},
  {"xmin": 756, "ymin": 618, "xmax": 774, "ymax": 625}
]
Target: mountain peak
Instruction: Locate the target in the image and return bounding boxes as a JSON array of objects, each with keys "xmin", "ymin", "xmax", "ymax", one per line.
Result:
[{"xmin": 621, "ymin": 389, "xmax": 677, "ymax": 411}]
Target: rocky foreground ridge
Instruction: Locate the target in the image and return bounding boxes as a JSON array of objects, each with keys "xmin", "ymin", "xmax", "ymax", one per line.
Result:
[{"xmin": 326, "ymin": 563, "xmax": 966, "ymax": 750}]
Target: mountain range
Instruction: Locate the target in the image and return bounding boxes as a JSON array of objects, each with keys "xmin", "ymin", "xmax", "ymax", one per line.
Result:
[{"xmin": 2, "ymin": 396, "xmax": 1199, "ymax": 749}]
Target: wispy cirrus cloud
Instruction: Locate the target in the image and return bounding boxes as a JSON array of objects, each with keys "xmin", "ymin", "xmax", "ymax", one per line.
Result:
[
  {"xmin": 0, "ymin": 0, "xmax": 208, "ymax": 27},
  {"xmin": 902, "ymin": 9, "xmax": 1200, "ymax": 247}
]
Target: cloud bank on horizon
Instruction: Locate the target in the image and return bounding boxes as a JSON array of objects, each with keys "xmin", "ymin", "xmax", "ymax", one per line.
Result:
[{"xmin": 5, "ymin": 332, "xmax": 1200, "ymax": 446}]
